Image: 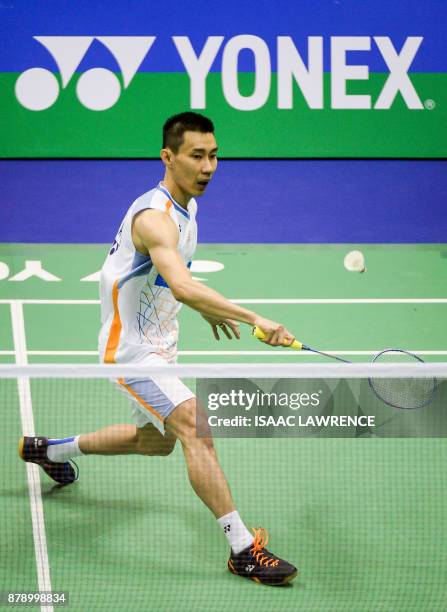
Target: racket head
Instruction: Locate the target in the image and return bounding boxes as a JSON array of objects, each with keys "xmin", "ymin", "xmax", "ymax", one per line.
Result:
[{"xmin": 368, "ymin": 349, "xmax": 438, "ymax": 410}]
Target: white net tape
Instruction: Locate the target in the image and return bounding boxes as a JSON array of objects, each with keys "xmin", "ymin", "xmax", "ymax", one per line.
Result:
[{"xmin": 1, "ymin": 362, "xmax": 447, "ymax": 379}]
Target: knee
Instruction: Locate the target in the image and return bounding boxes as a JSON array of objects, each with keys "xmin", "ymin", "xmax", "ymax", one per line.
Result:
[
  {"xmin": 135, "ymin": 426, "xmax": 176, "ymax": 457},
  {"xmin": 167, "ymin": 399, "xmax": 215, "ymax": 451},
  {"xmin": 138, "ymin": 438, "xmax": 176, "ymax": 457},
  {"xmin": 156, "ymin": 439, "xmax": 176, "ymax": 456}
]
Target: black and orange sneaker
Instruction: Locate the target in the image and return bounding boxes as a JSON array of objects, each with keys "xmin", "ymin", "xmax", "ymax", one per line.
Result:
[
  {"xmin": 228, "ymin": 527, "xmax": 298, "ymax": 586},
  {"xmin": 18, "ymin": 436, "xmax": 79, "ymax": 486}
]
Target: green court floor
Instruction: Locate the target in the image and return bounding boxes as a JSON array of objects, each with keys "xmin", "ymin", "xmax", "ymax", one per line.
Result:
[{"xmin": 1, "ymin": 243, "xmax": 447, "ymax": 611}]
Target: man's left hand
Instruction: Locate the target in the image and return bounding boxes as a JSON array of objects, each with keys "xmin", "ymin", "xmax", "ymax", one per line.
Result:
[{"xmin": 202, "ymin": 315, "xmax": 241, "ymax": 341}]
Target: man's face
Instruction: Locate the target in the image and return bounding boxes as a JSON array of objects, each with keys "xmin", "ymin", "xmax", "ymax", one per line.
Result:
[{"xmin": 168, "ymin": 130, "xmax": 218, "ymax": 198}]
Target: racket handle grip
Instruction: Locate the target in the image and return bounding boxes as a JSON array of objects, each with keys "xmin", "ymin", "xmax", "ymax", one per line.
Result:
[{"xmin": 252, "ymin": 326, "xmax": 303, "ymax": 350}]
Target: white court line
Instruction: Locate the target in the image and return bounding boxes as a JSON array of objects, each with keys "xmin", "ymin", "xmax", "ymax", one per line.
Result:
[
  {"xmin": 23, "ymin": 350, "xmax": 447, "ymax": 356},
  {"xmin": 233, "ymin": 298, "xmax": 447, "ymax": 304},
  {"xmin": 0, "ymin": 299, "xmax": 101, "ymax": 305},
  {"xmin": 181, "ymin": 350, "xmax": 447, "ymax": 356},
  {"xmin": 27, "ymin": 351, "xmax": 99, "ymax": 356},
  {"xmin": 1, "ymin": 298, "xmax": 447, "ymax": 305},
  {"xmin": 10, "ymin": 302, "xmax": 53, "ymax": 612}
]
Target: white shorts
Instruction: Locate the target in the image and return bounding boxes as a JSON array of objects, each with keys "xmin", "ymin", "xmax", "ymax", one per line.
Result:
[{"xmin": 115, "ymin": 354, "xmax": 195, "ymax": 435}]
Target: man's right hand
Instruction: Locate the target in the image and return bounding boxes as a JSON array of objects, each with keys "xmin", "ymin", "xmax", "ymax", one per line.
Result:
[{"xmin": 253, "ymin": 317, "xmax": 296, "ymax": 347}]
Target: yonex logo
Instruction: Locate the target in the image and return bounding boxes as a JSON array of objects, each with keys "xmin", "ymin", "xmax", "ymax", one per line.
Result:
[
  {"xmin": 15, "ymin": 35, "xmax": 425, "ymax": 112},
  {"xmin": 245, "ymin": 565, "xmax": 255, "ymax": 572},
  {"xmin": 15, "ymin": 36, "xmax": 155, "ymax": 111},
  {"xmin": 224, "ymin": 525, "xmax": 231, "ymax": 533}
]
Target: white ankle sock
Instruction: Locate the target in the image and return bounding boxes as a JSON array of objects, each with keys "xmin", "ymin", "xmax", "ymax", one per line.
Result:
[
  {"xmin": 217, "ymin": 511, "xmax": 254, "ymax": 554},
  {"xmin": 47, "ymin": 435, "xmax": 83, "ymax": 463}
]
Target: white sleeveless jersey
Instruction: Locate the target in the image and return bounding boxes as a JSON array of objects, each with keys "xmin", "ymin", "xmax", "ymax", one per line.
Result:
[{"xmin": 98, "ymin": 183, "xmax": 198, "ymax": 364}]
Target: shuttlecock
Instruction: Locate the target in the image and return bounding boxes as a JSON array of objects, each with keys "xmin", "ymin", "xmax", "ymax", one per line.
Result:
[{"xmin": 344, "ymin": 250, "xmax": 366, "ymax": 273}]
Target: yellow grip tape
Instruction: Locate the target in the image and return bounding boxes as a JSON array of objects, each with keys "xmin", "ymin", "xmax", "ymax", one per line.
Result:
[{"xmin": 252, "ymin": 326, "xmax": 303, "ymax": 350}]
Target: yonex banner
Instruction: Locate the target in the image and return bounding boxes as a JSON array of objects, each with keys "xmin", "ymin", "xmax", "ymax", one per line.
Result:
[{"xmin": 1, "ymin": 0, "xmax": 446, "ymax": 157}]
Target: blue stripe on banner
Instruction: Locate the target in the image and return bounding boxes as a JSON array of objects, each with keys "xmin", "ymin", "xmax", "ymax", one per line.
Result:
[
  {"xmin": 2, "ymin": 160, "xmax": 447, "ymax": 243},
  {"xmin": 47, "ymin": 437, "xmax": 75, "ymax": 446},
  {"xmin": 1, "ymin": 0, "xmax": 446, "ymax": 71}
]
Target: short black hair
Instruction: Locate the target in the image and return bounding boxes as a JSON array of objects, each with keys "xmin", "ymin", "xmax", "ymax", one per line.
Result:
[{"xmin": 162, "ymin": 112, "xmax": 214, "ymax": 152}]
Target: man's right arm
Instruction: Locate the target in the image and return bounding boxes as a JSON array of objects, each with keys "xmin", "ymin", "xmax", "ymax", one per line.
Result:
[{"xmin": 132, "ymin": 209, "xmax": 295, "ymax": 346}]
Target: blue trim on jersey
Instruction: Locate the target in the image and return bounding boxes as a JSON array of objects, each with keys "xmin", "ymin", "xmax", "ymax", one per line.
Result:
[
  {"xmin": 157, "ymin": 184, "xmax": 190, "ymax": 220},
  {"xmin": 154, "ymin": 273, "xmax": 169, "ymax": 288},
  {"xmin": 48, "ymin": 437, "xmax": 75, "ymax": 446},
  {"xmin": 118, "ymin": 255, "xmax": 153, "ymax": 289},
  {"xmin": 132, "ymin": 251, "xmax": 152, "ymax": 271},
  {"xmin": 154, "ymin": 261, "xmax": 192, "ymax": 289}
]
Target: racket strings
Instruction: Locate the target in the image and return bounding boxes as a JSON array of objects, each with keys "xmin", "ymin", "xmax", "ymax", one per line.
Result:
[
  {"xmin": 368, "ymin": 377, "xmax": 437, "ymax": 410},
  {"xmin": 368, "ymin": 350, "xmax": 438, "ymax": 410}
]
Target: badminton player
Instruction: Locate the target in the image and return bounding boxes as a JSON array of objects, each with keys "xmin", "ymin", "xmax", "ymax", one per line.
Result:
[{"xmin": 19, "ymin": 112, "xmax": 298, "ymax": 586}]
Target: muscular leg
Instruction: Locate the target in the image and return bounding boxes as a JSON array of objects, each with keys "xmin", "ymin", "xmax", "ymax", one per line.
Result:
[
  {"xmin": 40, "ymin": 397, "xmax": 255, "ymax": 555},
  {"xmin": 78, "ymin": 423, "xmax": 176, "ymax": 456},
  {"xmin": 165, "ymin": 398, "xmax": 235, "ymax": 518}
]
